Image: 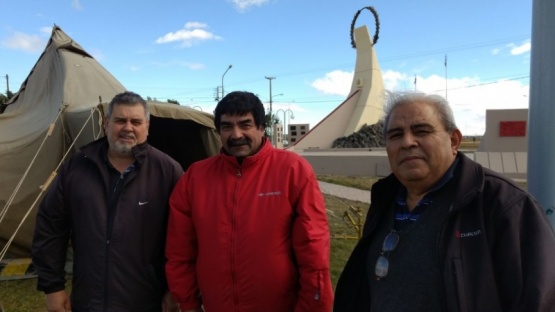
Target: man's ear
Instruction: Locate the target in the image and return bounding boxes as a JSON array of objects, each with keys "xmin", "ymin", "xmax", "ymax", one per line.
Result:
[{"xmin": 450, "ymin": 129, "xmax": 463, "ymax": 153}]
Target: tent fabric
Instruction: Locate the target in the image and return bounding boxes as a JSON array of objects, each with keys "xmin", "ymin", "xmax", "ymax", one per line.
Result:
[{"xmin": 0, "ymin": 25, "xmax": 220, "ymax": 257}]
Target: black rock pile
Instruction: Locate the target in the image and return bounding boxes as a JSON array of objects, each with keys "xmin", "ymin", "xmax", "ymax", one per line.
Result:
[{"xmin": 332, "ymin": 120, "xmax": 385, "ymax": 148}]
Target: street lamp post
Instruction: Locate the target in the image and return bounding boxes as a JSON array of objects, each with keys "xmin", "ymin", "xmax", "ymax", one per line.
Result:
[
  {"xmin": 276, "ymin": 108, "xmax": 294, "ymax": 146},
  {"xmin": 265, "ymin": 76, "xmax": 276, "ymax": 144},
  {"xmin": 221, "ymin": 65, "xmax": 232, "ymax": 99}
]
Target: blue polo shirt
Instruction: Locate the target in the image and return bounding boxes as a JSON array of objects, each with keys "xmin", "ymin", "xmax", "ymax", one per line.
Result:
[{"xmin": 393, "ymin": 156, "xmax": 460, "ymax": 231}]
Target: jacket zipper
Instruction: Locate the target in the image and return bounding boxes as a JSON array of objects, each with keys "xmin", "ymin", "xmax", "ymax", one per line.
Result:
[
  {"xmin": 103, "ymin": 168, "xmax": 133, "ymax": 311},
  {"xmin": 231, "ymin": 167, "xmax": 242, "ymax": 311},
  {"xmin": 103, "ymin": 173, "xmax": 124, "ymax": 312}
]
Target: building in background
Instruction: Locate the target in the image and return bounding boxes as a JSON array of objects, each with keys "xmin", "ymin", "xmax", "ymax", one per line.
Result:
[{"xmin": 289, "ymin": 123, "xmax": 310, "ymax": 145}]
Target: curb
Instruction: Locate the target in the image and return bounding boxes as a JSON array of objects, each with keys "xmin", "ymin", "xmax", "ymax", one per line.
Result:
[{"xmin": 0, "ymin": 258, "xmax": 36, "ymax": 280}]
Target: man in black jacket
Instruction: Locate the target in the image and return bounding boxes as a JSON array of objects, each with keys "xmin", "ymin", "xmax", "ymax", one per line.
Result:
[
  {"xmin": 32, "ymin": 92, "xmax": 183, "ymax": 312},
  {"xmin": 334, "ymin": 91, "xmax": 555, "ymax": 312}
]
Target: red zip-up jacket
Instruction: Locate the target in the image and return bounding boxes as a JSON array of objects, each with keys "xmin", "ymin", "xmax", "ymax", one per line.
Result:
[{"xmin": 166, "ymin": 139, "xmax": 333, "ymax": 312}]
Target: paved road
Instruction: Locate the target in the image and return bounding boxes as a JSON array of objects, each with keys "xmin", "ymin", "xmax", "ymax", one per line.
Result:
[{"xmin": 318, "ymin": 181, "xmax": 370, "ymax": 204}]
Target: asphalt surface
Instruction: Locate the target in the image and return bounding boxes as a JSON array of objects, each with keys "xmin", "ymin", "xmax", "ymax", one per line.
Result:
[{"xmin": 318, "ymin": 181, "xmax": 370, "ymax": 204}]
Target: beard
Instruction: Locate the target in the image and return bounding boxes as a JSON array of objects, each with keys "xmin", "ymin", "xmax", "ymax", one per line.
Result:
[{"xmin": 112, "ymin": 140, "xmax": 135, "ymax": 155}]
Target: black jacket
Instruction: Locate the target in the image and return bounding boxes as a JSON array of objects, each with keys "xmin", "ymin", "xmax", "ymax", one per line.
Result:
[
  {"xmin": 334, "ymin": 153, "xmax": 555, "ymax": 312},
  {"xmin": 32, "ymin": 138, "xmax": 183, "ymax": 311}
]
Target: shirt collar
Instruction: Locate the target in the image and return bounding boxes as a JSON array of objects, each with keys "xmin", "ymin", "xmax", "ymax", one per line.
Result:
[{"xmin": 396, "ymin": 155, "xmax": 460, "ymax": 206}]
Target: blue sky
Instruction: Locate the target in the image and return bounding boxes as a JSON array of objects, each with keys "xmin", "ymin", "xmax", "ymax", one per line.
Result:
[{"xmin": 1, "ymin": 0, "xmax": 532, "ymax": 135}]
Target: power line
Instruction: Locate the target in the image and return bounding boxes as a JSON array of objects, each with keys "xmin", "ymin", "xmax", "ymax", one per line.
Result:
[{"xmin": 432, "ymin": 75, "xmax": 529, "ymax": 93}]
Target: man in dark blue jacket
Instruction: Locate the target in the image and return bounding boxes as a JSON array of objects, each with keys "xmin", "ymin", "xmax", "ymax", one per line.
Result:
[
  {"xmin": 334, "ymin": 91, "xmax": 555, "ymax": 312},
  {"xmin": 32, "ymin": 92, "xmax": 183, "ymax": 312}
]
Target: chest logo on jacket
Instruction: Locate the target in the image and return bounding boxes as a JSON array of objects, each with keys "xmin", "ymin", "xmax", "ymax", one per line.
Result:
[
  {"xmin": 456, "ymin": 229, "xmax": 481, "ymax": 238},
  {"xmin": 258, "ymin": 191, "xmax": 282, "ymax": 197}
]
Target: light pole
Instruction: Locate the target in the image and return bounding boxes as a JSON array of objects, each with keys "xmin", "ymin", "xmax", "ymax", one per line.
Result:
[
  {"xmin": 221, "ymin": 65, "xmax": 232, "ymax": 99},
  {"xmin": 265, "ymin": 76, "xmax": 276, "ymax": 144},
  {"xmin": 276, "ymin": 108, "xmax": 294, "ymax": 146}
]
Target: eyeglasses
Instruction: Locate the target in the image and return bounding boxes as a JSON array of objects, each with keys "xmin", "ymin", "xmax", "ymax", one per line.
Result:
[{"xmin": 375, "ymin": 230, "xmax": 400, "ymax": 280}]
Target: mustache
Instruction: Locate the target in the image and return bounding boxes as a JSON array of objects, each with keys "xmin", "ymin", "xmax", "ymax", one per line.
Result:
[
  {"xmin": 119, "ymin": 132, "xmax": 136, "ymax": 140},
  {"xmin": 228, "ymin": 138, "xmax": 250, "ymax": 147}
]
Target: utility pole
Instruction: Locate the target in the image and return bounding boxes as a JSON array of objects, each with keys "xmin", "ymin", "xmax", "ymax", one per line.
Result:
[
  {"xmin": 214, "ymin": 86, "xmax": 220, "ymax": 101},
  {"xmin": 265, "ymin": 76, "xmax": 276, "ymax": 145},
  {"xmin": 528, "ymin": 0, "xmax": 555, "ymax": 229},
  {"xmin": 5, "ymin": 74, "xmax": 9, "ymax": 95},
  {"xmin": 444, "ymin": 55, "xmax": 448, "ymax": 100}
]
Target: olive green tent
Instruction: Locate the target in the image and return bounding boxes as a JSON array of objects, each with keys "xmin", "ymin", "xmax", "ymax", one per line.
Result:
[{"xmin": 0, "ymin": 25, "xmax": 220, "ymax": 258}]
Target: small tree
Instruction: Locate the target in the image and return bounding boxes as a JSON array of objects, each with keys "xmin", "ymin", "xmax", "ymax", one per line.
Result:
[
  {"xmin": 0, "ymin": 91, "xmax": 15, "ymax": 105},
  {"xmin": 167, "ymin": 99, "xmax": 179, "ymax": 105},
  {"xmin": 264, "ymin": 112, "xmax": 280, "ymax": 138}
]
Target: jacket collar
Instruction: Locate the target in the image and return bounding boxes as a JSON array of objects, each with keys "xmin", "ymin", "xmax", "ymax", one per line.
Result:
[
  {"xmin": 450, "ymin": 151, "xmax": 484, "ymax": 211},
  {"xmin": 80, "ymin": 136, "xmax": 150, "ymax": 166},
  {"xmin": 372, "ymin": 152, "xmax": 483, "ymax": 215}
]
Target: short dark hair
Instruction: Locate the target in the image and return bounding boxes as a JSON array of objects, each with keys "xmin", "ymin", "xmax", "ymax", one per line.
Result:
[
  {"xmin": 382, "ymin": 91, "xmax": 458, "ymax": 140},
  {"xmin": 106, "ymin": 91, "xmax": 149, "ymax": 120},
  {"xmin": 214, "ymin": 91, "xmax": 266, "ymax": 130}
]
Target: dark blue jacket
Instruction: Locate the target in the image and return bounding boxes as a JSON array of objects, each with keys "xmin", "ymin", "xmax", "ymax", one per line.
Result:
[
  {"xmin": 334, "ymin": 153, "xmax": 555, "ymax": 312},
  {"xmin": 32, "ymin": 137, "xmax": 183, "ymax": 312}
]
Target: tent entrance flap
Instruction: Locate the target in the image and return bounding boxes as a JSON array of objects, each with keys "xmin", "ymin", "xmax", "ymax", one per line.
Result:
[{"xmin": 148, "ymin": 116, "xmax": 213, "ymax": 171}]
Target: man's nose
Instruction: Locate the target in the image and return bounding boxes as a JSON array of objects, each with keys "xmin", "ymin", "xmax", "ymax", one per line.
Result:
[
  {"xmin": 230, "ymin": 126, "xmax": 243, "ymax": 139},
  {"xmin": 401, "ymin": 132, "xmax": 417, "ymax": 147},
  {"xmin": 123, "ymin": 121, "xmax": 133, "ymax": 131}
]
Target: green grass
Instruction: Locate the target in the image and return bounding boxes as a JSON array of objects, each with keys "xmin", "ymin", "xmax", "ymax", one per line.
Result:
[
  {"xmin": 317, "ymin": 174, "xmax": 380, "ymax": 191},
  {"xmin": 0, "ymin": 177, "xmax": 375, "ymax": 311}
]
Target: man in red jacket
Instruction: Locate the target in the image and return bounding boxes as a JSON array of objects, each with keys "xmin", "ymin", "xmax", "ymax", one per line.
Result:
[{"xmin": 166, "ymin": 91, "xmax": 333, "ymax": 312}]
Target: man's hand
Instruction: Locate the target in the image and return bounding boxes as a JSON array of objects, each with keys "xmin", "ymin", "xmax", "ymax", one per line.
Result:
[
  {"xmin": 162, "ymin": 291, "xmax": 179, "ymax": 312},
  {"xmin": 45, "ymin": 290, "xmax": 71, "ymax": 312}
]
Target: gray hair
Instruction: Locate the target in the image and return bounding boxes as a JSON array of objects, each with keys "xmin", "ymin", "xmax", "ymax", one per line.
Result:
[
  {"xmin": 106, "ymin": 91, "xmax": 150, "ymax": 120},
  {"xmin": 382, "ymin": 91, "xmax": 458, "ymax": 140}
]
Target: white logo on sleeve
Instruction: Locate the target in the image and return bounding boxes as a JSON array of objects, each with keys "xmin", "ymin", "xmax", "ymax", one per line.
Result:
[{"xmin": 138, "ymin": 201, "xmax": 148, "ymax": 206}]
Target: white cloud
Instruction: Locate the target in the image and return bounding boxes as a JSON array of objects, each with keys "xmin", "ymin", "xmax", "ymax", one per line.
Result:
[
  {"xmin": 230, "ymin": 0, "xmax": 270, "ymax": 12},
  {"xmin": 155, "ymin": 22, "xmax": 222, "ymax": 47},
  {"xmin": 388, "ymin": 73, "xmax": 529, "ymax": 135},
  {"xmin": 88, "ymin": 48, "xmax": 105, "ymax": 62},
  {"xmin": 150, "ymin": 60, "xmax": 206, "ymax": 70},
  {"xmin": 494, "ymin": 40, "xmax": 531, "ymax": 56},
  {"xmin": 510, "ymin": 41, "xmax": 531, "ymax": 55},
  {"xmin": 1, "ymin": 32, "xmax": 46, "ymax": 53},
  {"xmin": 309, "ymin": 69, "xmax": 529, "ymax": 135},
  {"xmin": 183, "ymin": 62, "xmax": 205, "ymax": 70},
  {"xmin": 71, "ymin": 0, "xmax": 83, "ymax": 11},
  {"xmin": 40, "ymin": 27, "xmax": 52, "ymax": 36},
  {"xmin": 311, "ymin": 70, "xmax": 353, "ymax": 96},
  {"xmin": 382, "ymin": 70, "xmax": 408, "ymax": 91}
]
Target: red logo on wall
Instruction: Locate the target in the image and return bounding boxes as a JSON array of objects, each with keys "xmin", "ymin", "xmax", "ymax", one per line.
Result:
[{"xmin": 499, "ymin": 121, "xmax": 526, "ymax": 137}]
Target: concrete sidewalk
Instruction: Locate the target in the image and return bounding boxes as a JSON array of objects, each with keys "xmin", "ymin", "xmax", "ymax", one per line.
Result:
[{"xmin": 318, "ymin": 181, "xmax": 370, "ymax": 204}]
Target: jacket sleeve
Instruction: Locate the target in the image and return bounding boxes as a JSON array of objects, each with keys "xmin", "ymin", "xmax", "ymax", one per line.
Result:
[
  {"xmin": 31, "ymin": 164, "xmax": 71, "ymax": 294},
  {"xmin": 165, "ymin": 171, "xmax": 201, "ymax": 310},
  {"xmin": 492, "ymin": 193, "xmax": 555, "ymax": 311},
  {"xmin": 291, "ymin": 172, "xmax": 334, "ymax": 312}
]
